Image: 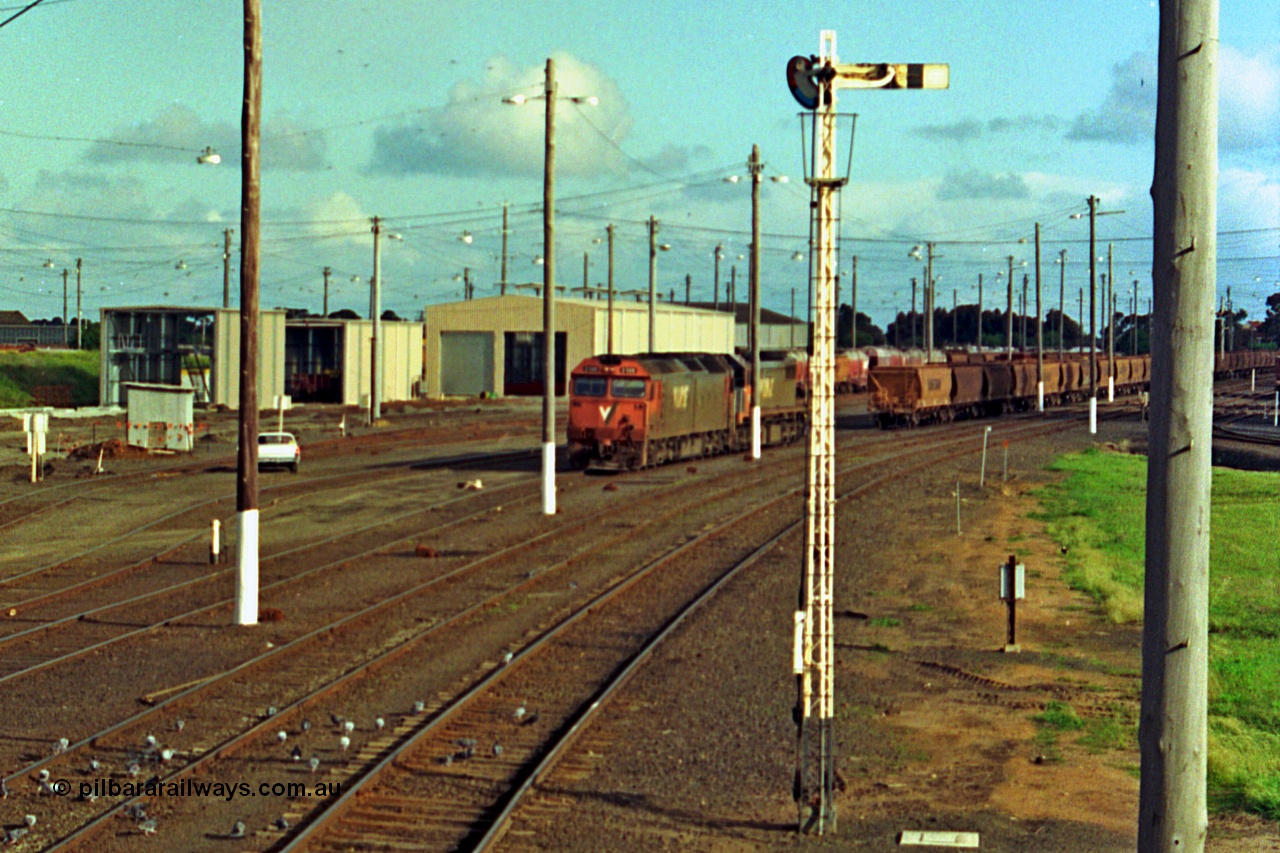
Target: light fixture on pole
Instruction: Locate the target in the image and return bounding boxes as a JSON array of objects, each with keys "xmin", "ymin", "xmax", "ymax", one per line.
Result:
[{"xmin": 197, "ymin": 146, "xmax": 221, "ymax": 165}]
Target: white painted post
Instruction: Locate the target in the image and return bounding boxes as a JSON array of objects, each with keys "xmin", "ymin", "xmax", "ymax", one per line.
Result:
[
  {"xmin": 1108, "ymin": 375, "xmax": 1115, "ymax": 403},
  {"xmin": 1089, "ymin": 397, "xmax": 1097, "ymax": 434},
  {"xmin": 1002, "ymin": 441, "xmax": 1009, "ymax": 483},
  {"xmin": 542, "ymin": 443, "xmax": 556, "ymax": 514},
  {"xmin": 1250, "ymin": 369, "xmax": 1255, "ymax": 392},
  {"xmin": 234, "ymin": 510, "xmax": 259, "ymax": 625},
  {"xmin": 211, "ymin": 519, "xmax": 221, "ymax": 564},
  {"xmin": 980, "ymin": 426, "xmax": 991, "ymax": 487},
  {"xmin": 1274, "ymin": 391, "xmax": 1278, "ymax": 427},
  {"xmin": 1037, "ymin": 381, "xmax": 1044, "ymax": 413},
  {"xmin": 340, "ymin": 414, "xmax": 346, "ymax": 438},
  {"xmin": 751, "ymin": 406, "xmax": 762, "ymax": 459}
]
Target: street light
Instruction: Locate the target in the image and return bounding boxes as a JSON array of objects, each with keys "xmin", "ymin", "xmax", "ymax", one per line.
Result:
[
  {"xmin": 504, "ymin": 60, "xmax": 596, "ymax": 516},
  {"xmin": 196, "ymin": 146, "xmax": 221, "ymax": 165}
]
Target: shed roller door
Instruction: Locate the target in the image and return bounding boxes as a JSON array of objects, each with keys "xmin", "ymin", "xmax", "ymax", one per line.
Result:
[{"xmin": 440, "ymin": 332, "xmax": 494, "ymax": 396}]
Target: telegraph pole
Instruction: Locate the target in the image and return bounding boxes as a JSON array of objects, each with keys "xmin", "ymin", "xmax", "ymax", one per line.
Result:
[
  {"xmin": 542, "ymin": 58, "xmax": 557, "ymax": 516},
  {"xmin": 234, "ymin": 0, "xmax": 262, "ymax": 627},
  {"xmin": 369, "ymin": 216, "xmax": 382, "ymax": 424},
  {"xmin": 713, "ymin": 243, "xmax": 722, "ymax": 310},
  {"xmin": 1035, "ymin": 223, "xmax": 1044, "ymax": 411},
  {"xmin": 1088, "ymin": 194, "xmax": 1098, "ymax": 403},
  {"xmin": 1079, "ymin": 288, "xmax": 1084, "ymax": 352},
  {"xmin": 582, "ymin": 252, "xmax": 589, "ymax": 301},
  {"xmin": 910, "ymin": 278, "xmax": 917, "ymax": 347},
  {"xmin": 322, "ymin": 266, "xmax": 331, "ymax": 317},
  {"xmin": 1108, "ymin": 243, "xmax": 1116, "ymax": 400},
  {"xmin": 1058, "ymin": 249, "xmax": 1067, "ymax": 360},
  {"xmin": 648, "ymin": 215, "xmax": 658, "ymax": 352},
  {"xmin": 1021, "ymin": 274, "xmax": 1028, "ymax": 350},
  {"xmin": 223, "ymin": 228, "xmax": 233, "ymax": 308},
  {"xmin": 607, "ymin": 224, "xmax": 615, "ymax": 355},
  {"xmin": 850, "ymin": 255, "xmax": 858, "ymax": 347},
  {"xmin": 685, "ymin": 273, "xmax": 691, "ymax": 305},
  {"xmin": 952, "ymin": 289, "xmax": 957, "ymax": 347},
  {"xmin": 465, "ymin": 266, "xmax": 472, "ymax": 301},
  {"xmin": 1133, "ymin": 278, "xmax": 1140, "ymax": 356},
  {"xmin": 61, "ymin": 269, "xmax": 68, "ymax": 348},
  {"xmin": 748, "ymin": 144, "xmax": 764, "ymax": 459},
  {"xmin": 1006, "ymin": 255, "xmax": 1014, "ymax": 359},
  {"xmin": 925, "ymin": 242, "xmax": 935, "ymax": 357},
  {"xmin": 977, "ymin": 273, "xmax": 983, "ymax": 351},
  {"xmin": 75, "ymin": 259, "xmax": 82, "ymax": 349},
  {"xmin": 500, "ymin": 202, "xmax": 509, "ymax": 296},
  {"xmin": 1140, "ymin": 1, "xmax": 1216, "ymax": 849}
]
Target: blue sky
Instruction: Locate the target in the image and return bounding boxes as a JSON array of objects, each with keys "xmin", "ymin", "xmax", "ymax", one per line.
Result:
[{"xmin": 1, "ymin": 0, "xmax": 1277, "ymax": 328}]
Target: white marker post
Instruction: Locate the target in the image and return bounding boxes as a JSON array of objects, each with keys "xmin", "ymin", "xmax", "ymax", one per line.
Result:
[
  {"xmin": 751, "ymin": 405, "xmax": 762, "ymax": 460},
  {"xmin": 235, "ymin": 510, "xmax": 259, "ymax": 624},
  {"xmin": 1250, "ymin": 369, "xmax": 1255, "ymax": 392},
  {"xmin": 1274, "ymin": 391, "xmax": 1278, "ymax": 427},
  {"xmin": 1037, "ymin": 381, "xmax": 1044, "ymax": 413},
  {"xmin": 210, "ymin": 519, "xmax": 221, "ymax": 565},
  {"xmin": 1089, "ymin": 397, "xmax": 1097, "ymax": 434},
  {"xmin": 274, "ymin": 394, "xmax": 291, "ymax": 433},
  {"xmin": 999, "ymin": 554, "xmax": 1025, "ymax": 653},
  {"xmin": 980, "ymin": 426, "xmax": 992, "ymax": 487},
  {"xmin": 1108, "ymin": 375, "xmax": 1115, "ymax": 403}
]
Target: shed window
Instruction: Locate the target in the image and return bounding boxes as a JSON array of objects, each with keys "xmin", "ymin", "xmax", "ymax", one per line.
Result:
[
  {"xmin": 611, "ymin": 378, "xmax": 646, "ymax": 398},
  {"xmin": 572, "ymin": 376, "xmax": 607, "ymax": 397}
]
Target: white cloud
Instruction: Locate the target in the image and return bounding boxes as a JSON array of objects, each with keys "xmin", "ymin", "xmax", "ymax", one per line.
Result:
[
  {"xmin": 1220, "ymin": 45, "xmax": 1280, "ymax": 151},
  {"xmin": 369, "ymin": 54, "xmax": 633, "ymax": 178},
  {"xmin": 1218, "ymin": 167, "xmax": 1280, "ymax": 232}
]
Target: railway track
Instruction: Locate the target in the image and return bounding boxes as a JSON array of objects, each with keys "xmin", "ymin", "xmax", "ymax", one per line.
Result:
[{"xmin": 22, "ymin": 409, "xmax": 1111, "ymax": 845}]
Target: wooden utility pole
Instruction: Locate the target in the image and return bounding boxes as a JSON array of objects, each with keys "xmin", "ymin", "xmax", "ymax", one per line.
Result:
[
  {"xmin": 1058, "ymin": 249, "xmax": 1067, "ymax": 359},
  {"xmin": 1035, "ymin": 224, "xmax": 1043, "ymax": 411},
  {"xmin": 850, "ymin": 255, "xmax": 858, "ymax": 347},
  {"xmin": 685, "ymin": 273, "xmax": 691, "ymax": 305},
  {"xmin": 748, "ymin": 144, "xmax": 764, "ymax": 459},
  {"xmin": 223, "ymin": 228, "xmax": 233, "ymax": 308},
  {"xmin": 910, "ymin": 278, "xmax": 917, "ymax": 347},
  {"xmin": 322, "ymin": 266, "xmax": 331, "ymax": 317},
  {"xmin": 1021, "ymin": 274, "xmax": 1028, "ymax": 350},
  {"xmin": 1088, "ymin": 194, "xmax": 1098, "ymax": 399},
  {"xmin": 234, "ymin": 0, "xmax": 262, "ymax": 627},
  {"xmin": 582, "ymin": 252, "xmax": 589, "ymax": 302},
  {"xmin": 1006, "ymin": 256, "xmax": 1014, "ymax": 358},
  {"xmin": 647, "ymin": 215, "xmax": 658, "ymax": 352},
  {"xmin": 61, "ymin": 269, "xmax": 69, "ymax": 348},
  {"xmin": 925, "ymin": 242, "xmax": 935, "ymax": 358},
  {"xmin": 606, "ymin": 224, "xmax": 615, "ymax": 355},
  {"xmin": 542, "ymin": 57, "xmax": 557, "ymax": 516},
  {"xmin": 1079, "ymin": 288, "xmax": 1084, "ymax": 352},
  {"xmin": 977, "ymin": 273, "xmax": 983, "ymax": 351},
  {"xmin": 713, "ymin": 243, "xmax": 722, "ymax": 310},
  {"xmin": 75, "ymin": 259, "xmax": 82, "ymax": 349},
  {"xmin": 1134, "ymin": 278, "xmax": 1140, "ymax": 356},
  {"xmin": 500, "ymin": 202, "xmax": 509, "ymax": 295},
  {"xmin": 369, "ymin": 216, "xmax": 382, "ymax": 424},
  {"xmin": 1140, "ymin": 2, "xmax": 1216, "ymax": 847}
]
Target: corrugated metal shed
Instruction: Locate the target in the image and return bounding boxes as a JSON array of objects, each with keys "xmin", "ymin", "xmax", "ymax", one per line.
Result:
[
  {"xmin": 210, "ymin": 308, "xmax": 287, "ymax": 409},
  {"xmin": 124, "ymin": 383, "xmax": 194, "ymax": 451},
  {"xmin": 424, "ymin": 294, "xmax": 733, "ymax": 398},
  {"xmin": 283, "ymin": 318, "xmax": 424, "ymax": 406}
]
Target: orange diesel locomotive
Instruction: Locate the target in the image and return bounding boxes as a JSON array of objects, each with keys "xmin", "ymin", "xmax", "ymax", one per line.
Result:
[{"xmin": 567, "ymin": 352, "xmax": 807, "ymax": 470}]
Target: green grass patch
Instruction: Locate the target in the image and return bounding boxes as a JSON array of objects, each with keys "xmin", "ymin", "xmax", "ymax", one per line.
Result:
[
  {"xmin": 907, "ymin": 603, "xmax": 931, "ymax": 612},
  {"xmin": 1033, "ymin": 700, "xmax": 1085, "ymax": 731},
  {"xmin": 0, "ymin": 350, "xmax": 99, "ymax": 408},
  {"xmin": 868, "ymin": 616, "xmax": 901, "ymax": 628},
  {"xmin": 1033, "ymin": 448, "xmax": 1280, "ymax": 819}
]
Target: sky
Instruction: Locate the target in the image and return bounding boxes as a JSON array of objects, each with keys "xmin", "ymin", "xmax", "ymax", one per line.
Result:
[{"xmin": 0, "ymin": 0, "xmax": 1277, "ymax": 330}]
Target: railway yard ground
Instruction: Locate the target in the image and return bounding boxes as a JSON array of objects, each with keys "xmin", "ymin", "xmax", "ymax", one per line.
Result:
[{"xmin": 1, "ymin": 385, "xmax": 1278, "ymax": 852}]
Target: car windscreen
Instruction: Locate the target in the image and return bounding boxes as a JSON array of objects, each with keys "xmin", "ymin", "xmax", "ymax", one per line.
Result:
[
  {"xmin": 611, "ymin": 378, "xmax": 646, "ymax": 398},
  {"xmin": 571, "ymin": 376, "xmax": 607, "ymax": 397}
]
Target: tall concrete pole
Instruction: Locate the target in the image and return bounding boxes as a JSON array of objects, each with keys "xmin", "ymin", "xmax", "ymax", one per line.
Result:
[
  {"xmin": 583, "ymin": 252, "xmax": 589, "ymax": 301},
  {"xmin": 1108, "ymin": 243, "xmax": 1116, "ymax": 399},
  {"xmin": 234, "ymin": 0, "xmax": 263, "ymax": 627},
  {"xmin": 1140, "ymin": 1, "xmax": 1217, "ymax": 849},
  {"xmin": 1006, "ymin": 256, "xmax": 1014, "ymax": 359},
  {"xmin": 322, "ymin": 266, "xmax": 331, "ymax": 317},
  {"xmin": 925, "ymin": 243, "xmax": 935, "ymax": 358},
  {"xmin": 61, "ymin": 269, "xmax": 68, "ymax": 347},
  {"xmin": 607, "ymin": 224, "xmax": 615, "ymax": 355},
  {"xmin": 1134, "ymin": 278, "xmax": 1140, "ymax": 356},
  {"xmin": 1021, "ymin": 274, "xmax": 1029, "ymax": 349},
  {"xmin": 369, "ymin": 216, "xmax": 382, "ymax": 424},
  {"xmin": 648, "ymin": 215, "xmax": 658, "ymax": 352},
  {"xmin": 223, "ymin": 228, "xmax": 233, "ymax": 308},
  {"xmin": 542, "ymin": 58, "xmax": 557, "ymax": 516},
  {"xmin": 500, "ymin": 202, "xmax": 509, "ymax": 296},
  {"xmin": 748, "ymin": 144, "xmax": 764, "ymax": 459}
]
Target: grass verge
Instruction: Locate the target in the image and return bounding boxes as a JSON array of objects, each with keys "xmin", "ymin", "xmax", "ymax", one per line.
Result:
[
  {"xmin": 0, "ymin": 349, "xmax": 99, "ymax": 407},
  {"xmin": 1032, "ymin": 448, "xmax": 1280, "ymax": 819}
]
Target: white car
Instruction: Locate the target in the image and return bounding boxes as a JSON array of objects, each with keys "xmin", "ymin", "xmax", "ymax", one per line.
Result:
[{"xmin": 258, "ymin": 432, "xmax": 300, "ymax": 473}]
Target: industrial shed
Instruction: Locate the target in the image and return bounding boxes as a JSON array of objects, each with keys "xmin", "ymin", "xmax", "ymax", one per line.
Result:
[
  {"xmin": 424, "ymin": 294, "xmax": 734, "ymax": 398},
  {"xmin": 284, "ymin": 318, "xmax": 423, "ymax": 406},
  {"xmin": 685, "ymin": 302, "xmax": 808, "ymax": 350},
  {"xmin": 100, "ymin": 306, "xmax": 286, "ymax": 410}
]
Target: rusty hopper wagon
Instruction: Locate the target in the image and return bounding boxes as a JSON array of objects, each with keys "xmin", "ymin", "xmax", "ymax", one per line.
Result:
[{"xmin": 567, "ymin": 352, "xmax": 807, "ymax": 470}]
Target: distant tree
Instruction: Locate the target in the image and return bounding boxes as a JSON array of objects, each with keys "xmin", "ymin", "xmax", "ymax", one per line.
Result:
[
  {"xmin": 836, "ymin": 305, "xmax": 884, "ymax": 347},
  {"xmin": 380, "ymin": 309, "xmax": 403, "ymax": 321},
  {"xmin": 329, "ymin": 309, "xmax": 360, "ymax": 320}
]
